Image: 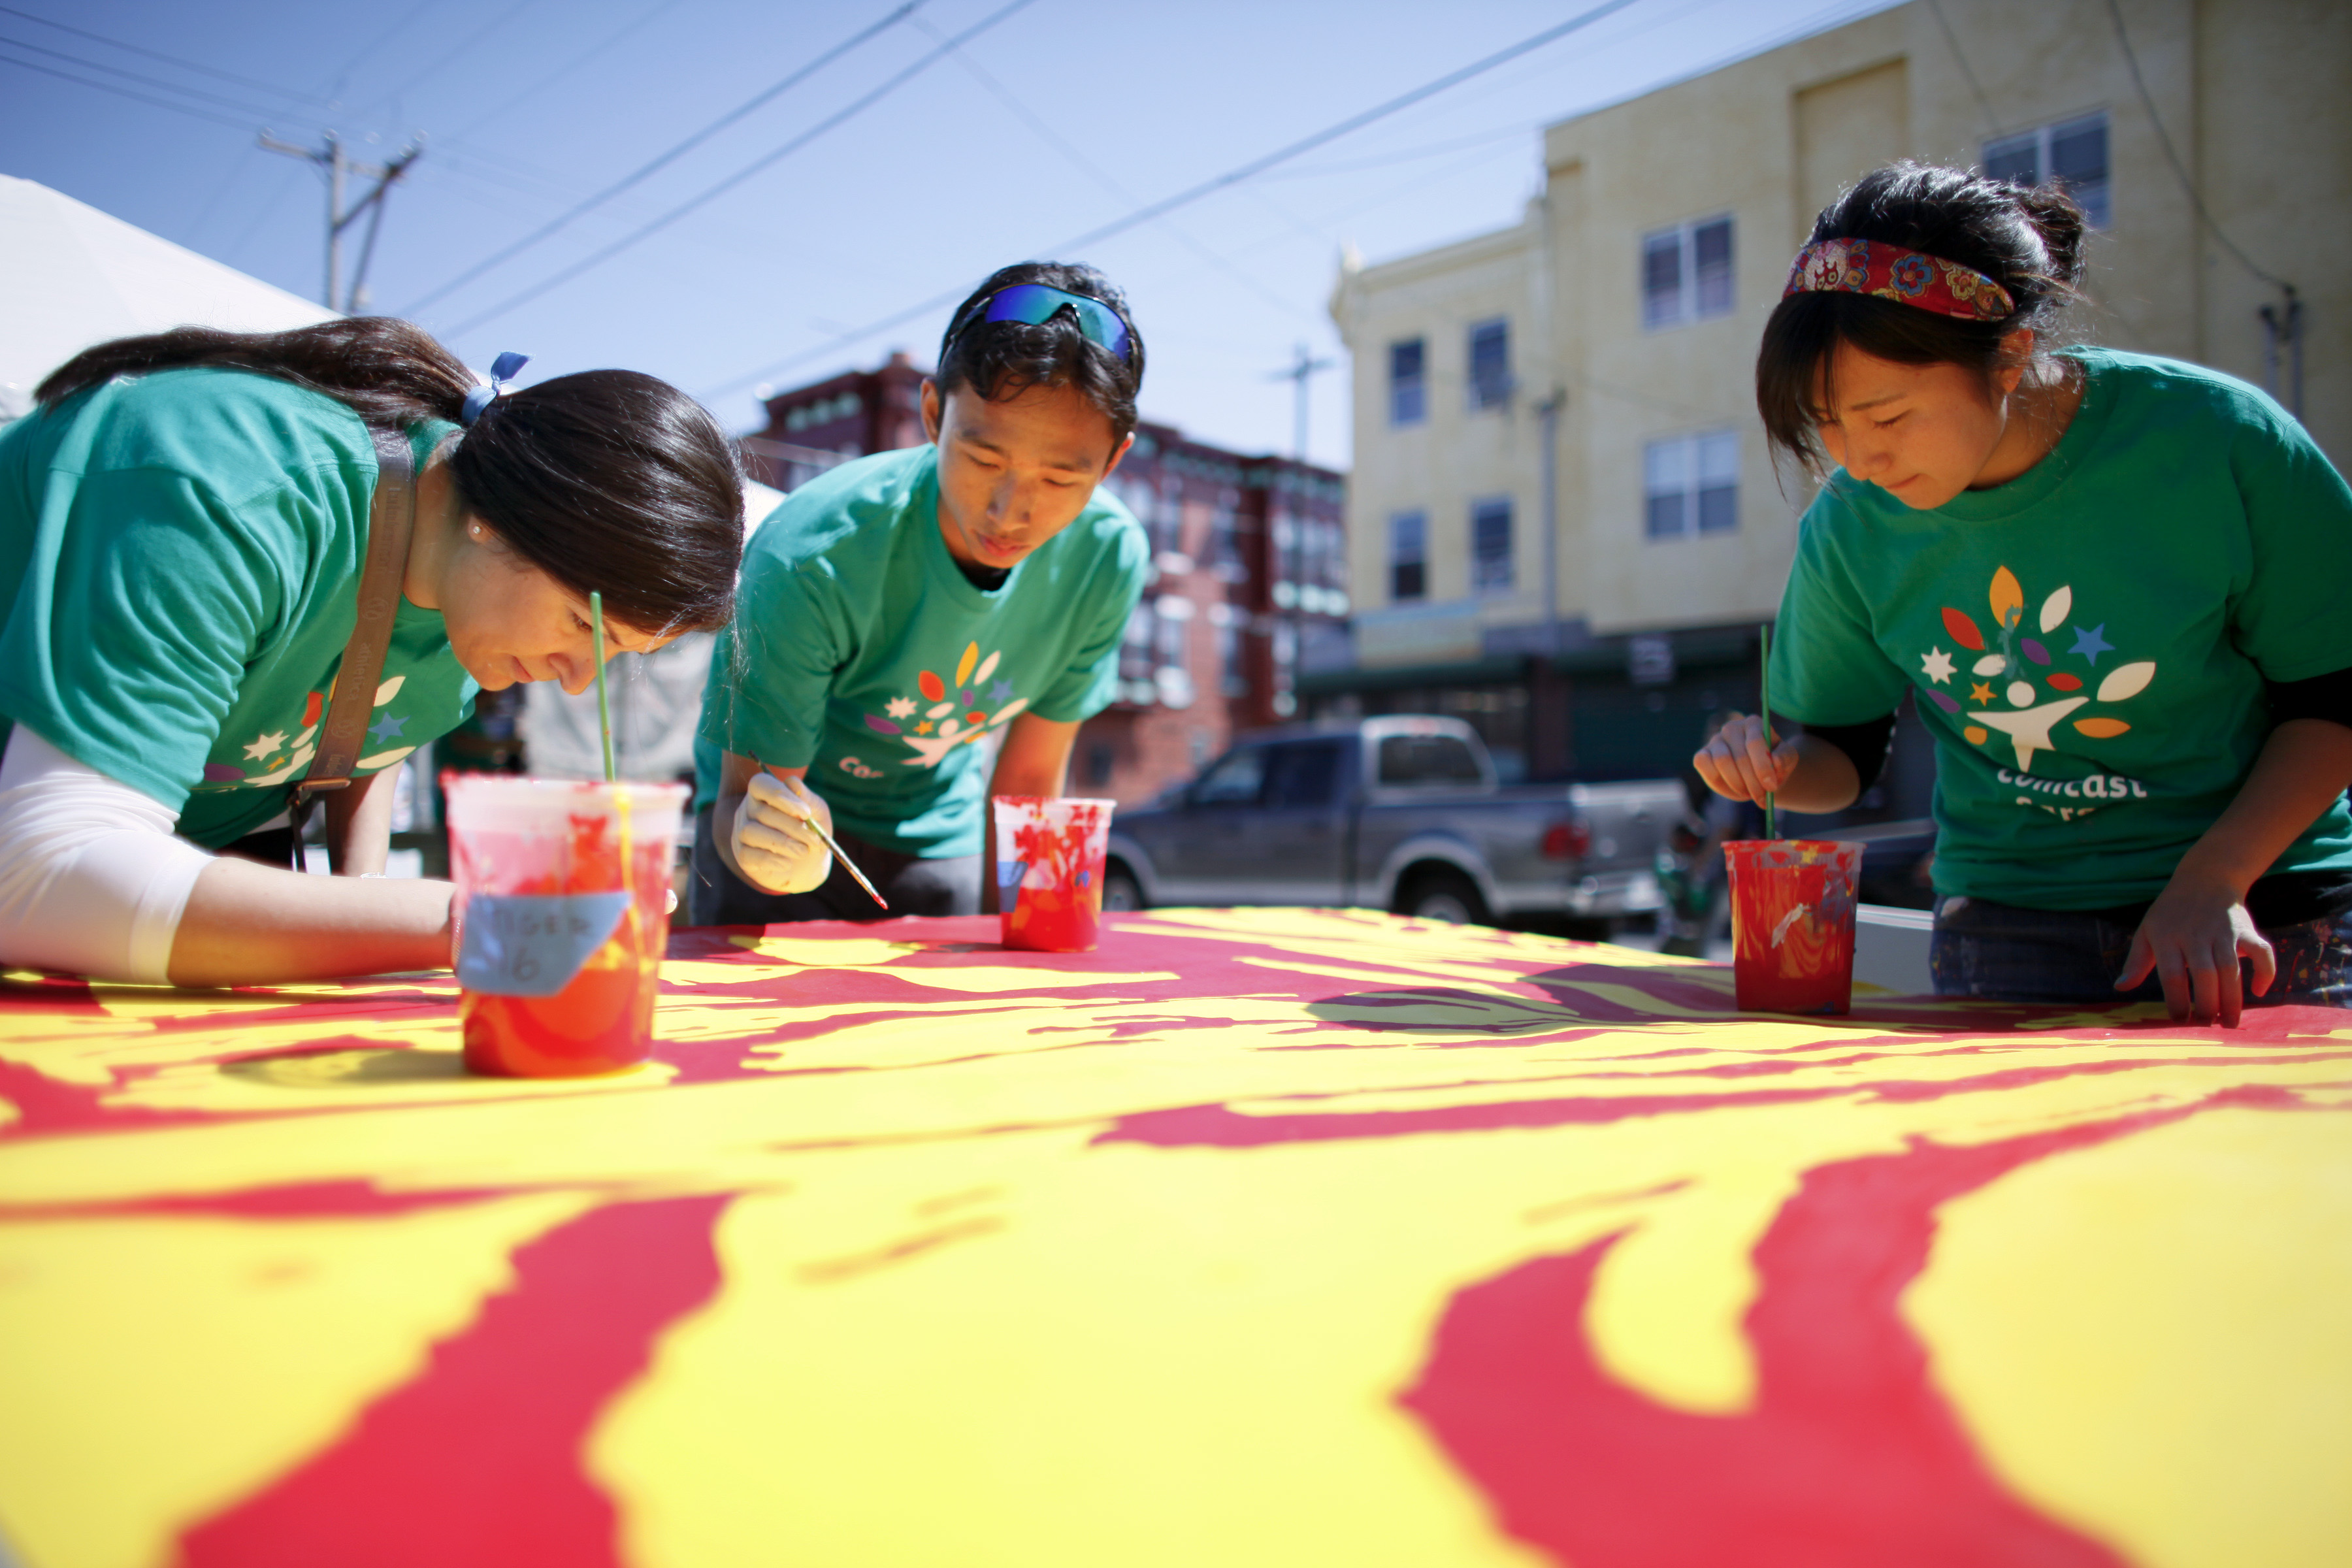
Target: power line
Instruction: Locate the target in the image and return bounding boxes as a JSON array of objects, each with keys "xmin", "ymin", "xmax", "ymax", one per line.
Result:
[
  {"xmin": 401, "ymin": 0, "xmax": 928, "ymax": 316},
  {"xmin": 435, "ymin": 0, "xmax": 1033, "ymax": 338},
  {"xmin": 2099, "ymin": 0, "xmax": 2285, "ymax": 290},
  {"xmin": 912, "ymin": 10, "xmax": 1306, "ymax": 320},
  {"xmin": 1052, "ymin": 0, "xmax": 1643, "ymax": 258},
  {"xmin": 1923, "ymin": 0, "xmax": 1999, "ymax": 137},
  {"xmin": 0, "ymin": 31, "xmax": 316, "ymax": 123},
  {"xmin": 0, "ymin": 48, "xmax": 263, "ymax": 132},
  {"xmin": 704, "ymin": 0, "xmax": 1645, "ymax": 400},
  {"xmin": 0, "ymin": 3, "xmax": 334, "ymax": 106},
  {"xmin": 365, "ymin": 0, "xmax": 551, "ymax": 114},
  {"xmin": 1252, "ymin": 123, "xmax": 1536, "ymax": 182},
  {"xmin": 326, "ymin": 0, "xmax": 453, "ymax": 99},
  {"xmin": 445, "ymin": 0, "xmax": 690, "ymax": 141}
]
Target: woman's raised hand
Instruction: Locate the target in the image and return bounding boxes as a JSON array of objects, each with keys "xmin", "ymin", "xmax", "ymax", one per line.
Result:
[{"xmin": 1693, "ymin": 711, "xmax": 1800, "ymax": 804}]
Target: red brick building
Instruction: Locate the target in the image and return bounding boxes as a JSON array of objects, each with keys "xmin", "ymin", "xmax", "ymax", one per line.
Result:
[{"xmin": 740, "ymin": 357, "xmax": 1347, "ymax": 808}]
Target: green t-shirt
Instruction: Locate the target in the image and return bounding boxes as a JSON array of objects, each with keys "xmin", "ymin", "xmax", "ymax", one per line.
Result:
[
  {"xmin": 0, "ymin": 367, "xmax": 475, "ymax": 848},
  {"xmin": 696, "ymin": 444, "xmax": 1148, "ymax": 858},
  {"xmin": 1772, "ymin": 348, "xmax": 2352, "ymax": 909}
]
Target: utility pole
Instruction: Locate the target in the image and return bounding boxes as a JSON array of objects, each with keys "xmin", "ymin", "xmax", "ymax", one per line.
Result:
[
  {"xmin": 1537, "ymin": 388, "xmax": 1565, "ymax": 655},
  {"xmin": 259, "ymin": 130, "xmax": 425, "ymax": 313},
  {"xmin": 1260, "ymin": 343, "xmax": 1337, "ymax": 722},
  {"xmin": 1267, "ymin": 341, "xmax": 1337, "ymax": 461}
]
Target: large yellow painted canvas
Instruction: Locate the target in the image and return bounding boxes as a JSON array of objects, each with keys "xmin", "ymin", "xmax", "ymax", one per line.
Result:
[{"xmin": 1, "ymin": 908, "xmax": 2347, "ymax": 1567}]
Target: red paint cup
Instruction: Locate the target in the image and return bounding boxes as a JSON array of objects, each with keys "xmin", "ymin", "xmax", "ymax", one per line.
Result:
[
  {"xmin": 993, "ymin": 795, "xmax": 1115, "ymax": 953},
  {"xmin": 1725, "ymin": 839, "xmax": 1865, "ymax": 1015},
  {"xmin": 446, "ymin": 777, "xmax": 685, "ymax": 1076}
]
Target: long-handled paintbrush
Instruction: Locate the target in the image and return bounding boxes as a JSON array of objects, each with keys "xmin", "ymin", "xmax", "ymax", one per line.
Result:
[
  {"xmin": 1759, "ymin": 621, "xmax": 1778, "ymax": 841},
  {"xmin": 591, "ymin": 591, "xmax": 617, "ymax": 785}
]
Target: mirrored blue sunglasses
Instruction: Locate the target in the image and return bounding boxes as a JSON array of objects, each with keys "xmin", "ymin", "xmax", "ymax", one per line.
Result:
[{"xmin": 955, "ymin": 283, "xmax": 1134, "ymax": 363}]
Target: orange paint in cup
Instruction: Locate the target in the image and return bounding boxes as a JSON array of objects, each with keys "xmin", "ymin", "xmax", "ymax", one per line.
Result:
[{"xmin": 446, "ymin": 777, "xmax": 684, "ymax": 1076}]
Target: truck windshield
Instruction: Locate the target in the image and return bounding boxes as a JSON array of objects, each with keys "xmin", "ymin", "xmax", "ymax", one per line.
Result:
[{"xmin": 1377, "ymin": 734, "xmax": 1482, "ymax": 787}]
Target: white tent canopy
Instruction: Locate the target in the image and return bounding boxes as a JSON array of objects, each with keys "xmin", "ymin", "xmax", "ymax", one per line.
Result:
[{"xmin": 0, "ymin": 174, "xmax": 335, "ymax": 419}]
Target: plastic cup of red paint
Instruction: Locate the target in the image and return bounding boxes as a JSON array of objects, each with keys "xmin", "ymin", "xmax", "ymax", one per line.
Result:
[
  {"xmin": 446, "ymin": 776, "xmax": 686, "ymax": 1076},
  {"xmin": 1725, "ymin": 839, "xmax": 1865, "ymax": 1015},
  {"xmin": 992, "ymin": 795, "xmax": 1116, "ymax": 953}
]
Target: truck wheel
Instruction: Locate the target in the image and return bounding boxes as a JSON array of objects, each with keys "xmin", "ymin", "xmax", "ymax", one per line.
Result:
[
  {"xmin": 1401, "ymin": 869, "xmax": 1488, "ymax": 926},
  {"xmin": 1102, "ymin": 866, "xmax": 1145, "ymax": 912}
]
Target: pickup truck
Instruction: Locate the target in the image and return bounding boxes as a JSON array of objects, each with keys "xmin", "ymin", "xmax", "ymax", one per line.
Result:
[{"xmin": 1102, "ymin": 715, "xmax": 1686, "ymax": 926}]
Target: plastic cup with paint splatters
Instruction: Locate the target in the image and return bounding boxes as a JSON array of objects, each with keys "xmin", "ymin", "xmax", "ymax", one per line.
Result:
[
  {"xmin": 445, "ymin": 776, "xmax": 686, "ymax": 1076},
  {"xmin": 1725, "ymin": 839, "xmax": 1865, "ymax": 1015},
  {"xmin": 992, "ymin": 795, "xmax": 1116, "ymax": 953}
]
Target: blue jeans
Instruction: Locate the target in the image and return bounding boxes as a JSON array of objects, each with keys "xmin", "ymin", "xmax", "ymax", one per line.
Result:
[{"xmin": 1929, "ymin": 895, "xmax": 2352, "ymax": 1007}]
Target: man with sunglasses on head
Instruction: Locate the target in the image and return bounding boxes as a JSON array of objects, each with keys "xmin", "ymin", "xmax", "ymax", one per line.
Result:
[{"xmin": 692, "ymin": 261, "xmax": 1151, "ymax": 923}]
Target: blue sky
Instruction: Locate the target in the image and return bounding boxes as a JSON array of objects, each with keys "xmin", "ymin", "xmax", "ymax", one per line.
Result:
[{"xmin": 1, "ymin": 0, "xmax": 1897, "ymax": 467}]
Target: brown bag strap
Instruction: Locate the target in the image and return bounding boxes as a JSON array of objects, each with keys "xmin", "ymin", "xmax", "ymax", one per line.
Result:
[{"xmin": 287, "ymin": 426, "xmax": 417, "ymax": 861}]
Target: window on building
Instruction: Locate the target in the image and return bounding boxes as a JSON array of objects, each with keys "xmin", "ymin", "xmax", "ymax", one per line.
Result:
[
  {"xmin": 1154, "ymin": 602, "xmax": 1190, "ymax": 668},
  {"xmin": 1389, "ymin": 338, "xmax": 1426, "ymax": 427},
  {"xmin": 1985, "ymin": 112, "xmax": 2110, "ymax": 228},
  {"xmin": 1644, "ymin": 431, "xmax": 1740, "ymax": 540},
  {"xmin": 1642, "ymin": 215, "xmax": 1735, "ymax": 329},
  {"xmin": 1215, "ymin": 616, "xmax": 1248, "ymax": 698},
  {"xmin": 1467, "ymin": 318, "xmax": 1511, "ymax": 410},
  {"xmin": 1471, "ymin": 497, "xmax": 1513, "ymax": 593},
  {"xmin": 1390, "ymin": 510, "xmax": 1427, "ymax": 602},
  {"xmin": 1205, "ymin": 503, "xmax": 1245, "ymax": 581}
]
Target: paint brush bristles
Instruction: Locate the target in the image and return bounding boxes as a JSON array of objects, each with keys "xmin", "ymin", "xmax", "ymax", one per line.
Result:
[
  {"xmin": 1759, "ymin": 620, "xmax": 1778, "ymax": 841},
  {"xmin": 591, "ymin": 590, "xmax": 617, "ymax": 785}
]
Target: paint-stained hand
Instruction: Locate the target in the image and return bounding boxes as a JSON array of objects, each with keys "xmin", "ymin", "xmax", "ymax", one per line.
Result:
[
  {"xmin": 1693, "ymin": 711, "xmax": 1799, "ymax": 805},
  {"xmin": 732, "ymin": 772, "xmax": 834, "ymax": 895},
  {"xmin": 2116, "ymin": 870, "xmax": 2275, "ymax": 1027}
]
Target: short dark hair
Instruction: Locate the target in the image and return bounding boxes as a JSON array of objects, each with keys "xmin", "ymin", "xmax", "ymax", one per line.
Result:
[
  {"xmin": 935, "ymin": 261, "xmax": 1144, "ymax": 447},
  {"xmin": 1756, "ymin": 162, "xmax": 2088, "ymax": 478},
  {"xmin": 37, "ymin": 318, "xmax": 745, "ymax": 632}
]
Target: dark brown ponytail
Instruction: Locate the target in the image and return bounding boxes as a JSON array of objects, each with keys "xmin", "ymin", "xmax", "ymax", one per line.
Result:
[
  {"xmin": 36, "ymin": 317, "xmax": 474, "ymax": 429},
  {"xmin": 1755, "ymin": 162, "xmax": 2088, "ymax": 478},
  {"xmin": 36, "ymin": 318, "xmax": 743, "ymax": 632}
]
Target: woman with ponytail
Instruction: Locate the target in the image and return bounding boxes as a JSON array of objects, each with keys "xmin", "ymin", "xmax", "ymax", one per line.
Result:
[
  {"xmin": 0, "ymin": 318, "xmax": 744, "ymax": 985},
  {"xmin": 1697, "ymin": 163, "xmax": 2352, "ymax": 1023}
]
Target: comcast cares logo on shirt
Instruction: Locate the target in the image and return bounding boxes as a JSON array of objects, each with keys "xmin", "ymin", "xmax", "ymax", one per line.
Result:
[
  {"xmin": 1912, "ymin": 566, "xmax": 2155, "ymax": 774},
  {"xmin": 858, "ymin": 640, "xmax": 1029, "ymax": 770}
]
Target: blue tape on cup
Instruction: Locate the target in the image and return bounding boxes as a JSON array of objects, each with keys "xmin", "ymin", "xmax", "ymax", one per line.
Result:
[
  {"xmin": 457, "ymin": 891, "xmax": 632, "ymax": 997},
  {"xmin": 996, "ymin": 859, "xmax": 1028, "ymax": 889}
]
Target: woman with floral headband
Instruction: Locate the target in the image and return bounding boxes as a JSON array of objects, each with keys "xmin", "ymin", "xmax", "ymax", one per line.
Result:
[
  {"xmin": 1695, "ymin": 163, "xmax": 2352, "ymax": 1023},
  {"xmin": 0, "ymin": 319, "xmax": 744, "ymax": 987}
]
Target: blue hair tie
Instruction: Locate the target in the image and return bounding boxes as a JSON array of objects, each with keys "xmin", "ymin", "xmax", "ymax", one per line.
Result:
[{"xmin": 461, "ymin": 351, "xmax": 531, "ymax": 425}]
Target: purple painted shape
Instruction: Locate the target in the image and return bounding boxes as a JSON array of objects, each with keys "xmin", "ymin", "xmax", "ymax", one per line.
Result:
[
  {"xmin": 1926, "ymin": 690, "xmax": 1961, "ymax": 714},
  {"xmin": 2021, "ymin": 638, "xmax": 2050, "ymax": 665},
  {"xmin": 203, "ymin": 763, "xmax": 244, "ymax": 782},
  {"xmin": 864, "ymin": 715, "xmax": 901, "ymax": 735}
]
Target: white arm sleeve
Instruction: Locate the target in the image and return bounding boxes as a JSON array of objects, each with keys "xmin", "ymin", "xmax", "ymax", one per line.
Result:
[{"xmin": 0, "ymin": 726, "xmax": 215, "ymax": 984}]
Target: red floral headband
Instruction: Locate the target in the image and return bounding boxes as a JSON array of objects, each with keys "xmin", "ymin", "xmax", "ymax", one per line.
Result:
[{"xmin": 1782, "ymin": 238, "xmax": 2016, "ymax": 321}]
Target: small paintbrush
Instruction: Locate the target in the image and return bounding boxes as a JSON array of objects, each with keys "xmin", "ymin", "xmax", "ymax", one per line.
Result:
[
  {"xmin": 770, "ymin": 774, "xmax": 887, "ymax": 911},
  {"xmin": 1760, "ymin": 620, "xmax": 1778, "ymax": 841}
]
